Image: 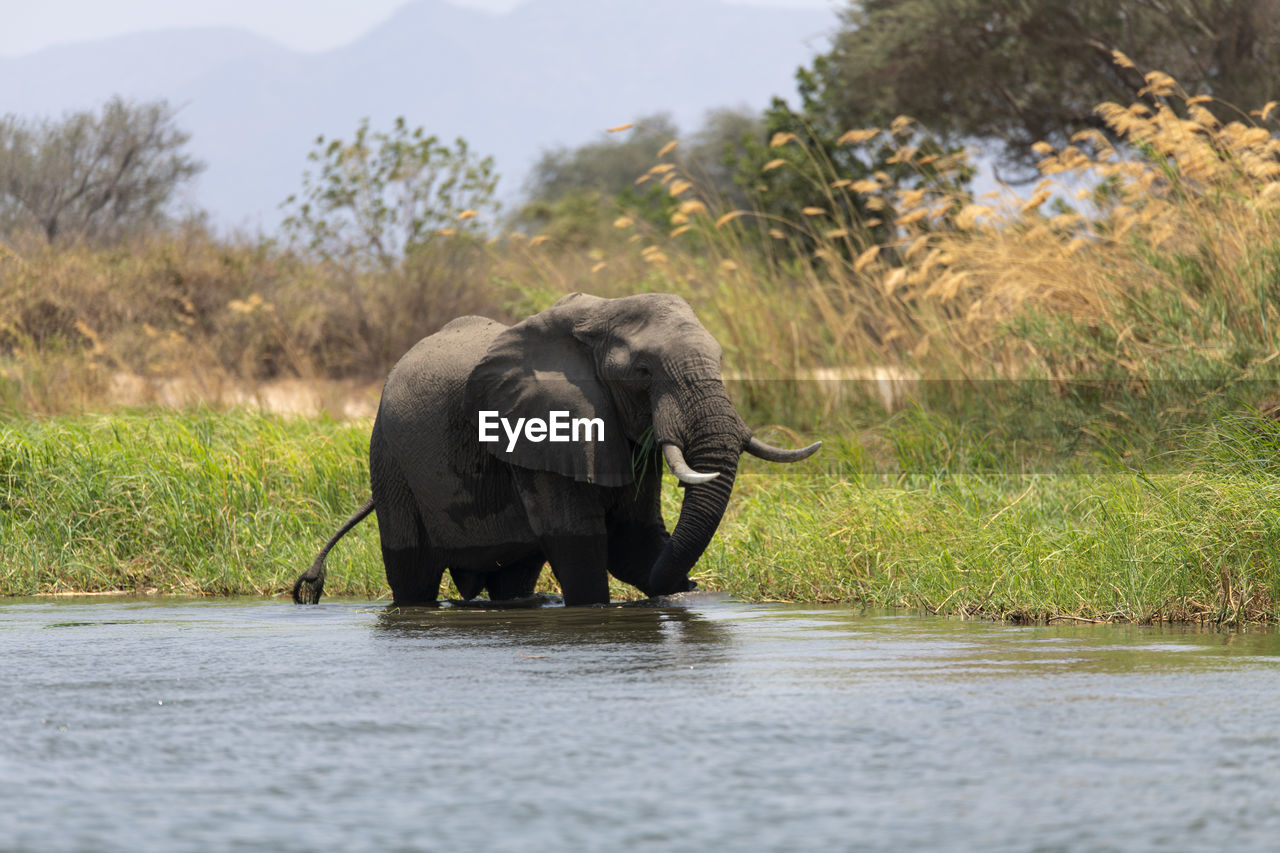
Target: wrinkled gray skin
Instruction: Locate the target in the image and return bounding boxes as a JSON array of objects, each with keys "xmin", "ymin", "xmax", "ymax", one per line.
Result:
[{"xmin": 292, "ymin": 292, "xmax": 820, "ymax": 606}]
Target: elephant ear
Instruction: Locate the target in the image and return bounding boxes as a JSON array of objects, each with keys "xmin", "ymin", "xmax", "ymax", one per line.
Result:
[{"xmin": 465, "ymin": 293, "xmax": 633, "ymax": 486}]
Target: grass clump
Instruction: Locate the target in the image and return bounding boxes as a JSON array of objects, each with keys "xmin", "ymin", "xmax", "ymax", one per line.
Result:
[
  {"xmin": 5, "ymin": 409, "xmax": 1280, "ymax": 624},
  {"xmin": 699, "ymin": 411, "xmax": 1280, "ymax": 624},
  {"xmin": 0, "ymin": 409, "xmax": 384, "ymax": 596}
]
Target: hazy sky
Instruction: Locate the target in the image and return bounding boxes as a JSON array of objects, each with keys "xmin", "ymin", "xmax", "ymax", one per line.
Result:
[{"xmin": 2, "ymin": 0, "xmax": 841, "ymax": 57}]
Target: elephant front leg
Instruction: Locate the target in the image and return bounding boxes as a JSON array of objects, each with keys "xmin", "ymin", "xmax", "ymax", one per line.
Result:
[
  {"xmin": 541, "ymin": 535, "xmax": 610, "ymax": 605},
  {"xmin": 607, "ymin": 521, "xmax": 675, "ymax": 595},
  {"xmin": 512, "ymin": 470, "xmax": 610, "ymax": 605}
]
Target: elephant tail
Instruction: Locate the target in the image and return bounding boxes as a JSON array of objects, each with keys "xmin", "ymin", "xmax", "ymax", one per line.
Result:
[{"xmin": 291, "ymin": 497, "xmax": 376, "ymax": 604}]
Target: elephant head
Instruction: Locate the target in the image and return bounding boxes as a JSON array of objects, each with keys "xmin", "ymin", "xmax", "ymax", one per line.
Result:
[{"xmin": 465, "ymin": 292, "xmax": 819, "ymax": 596}]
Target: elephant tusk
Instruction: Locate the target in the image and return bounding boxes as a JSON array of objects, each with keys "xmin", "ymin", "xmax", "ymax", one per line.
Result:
[
  {"xmin": 662, "ymin": 443, "xmax": 720, "ymax": 484},
  {"xmin": 744, "ymin": 435, "xmax": 823, "ymax": 463}
]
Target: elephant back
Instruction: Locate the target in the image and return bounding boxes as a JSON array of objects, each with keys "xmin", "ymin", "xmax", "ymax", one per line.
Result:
[
  {"xmin": 378, "ymin": 316, "xmax": 509, "ymax": 477},
  {"xmin": 384, "ymin": 316, "xmax": 505, "ymax": 402}
]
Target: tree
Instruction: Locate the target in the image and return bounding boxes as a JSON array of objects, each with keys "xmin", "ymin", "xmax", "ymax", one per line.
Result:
[
  {"xmin": 681, "ymin": 107, "xmax": 764, "ymax": 211},
  {"xmin": 523, "ymin": 113, "xmax": 681, "ymax": 206},
  {"xmin": 0, "ymin": 97, "xmax": 203, "ymax": 244},
  {"xmin": 813, "ymin": 0, "xmax": 1280, "ymax": 175},
  {"xmin": 282, "ymin": 117, "xmax": 499, "ymax": 269},
  {"xmin": 517, "ymin": 113, "xmax": 682, "ymax": 237},
  {"xmin": 516, "ymin": 109, "xmax": 765, "ymax": 239}
]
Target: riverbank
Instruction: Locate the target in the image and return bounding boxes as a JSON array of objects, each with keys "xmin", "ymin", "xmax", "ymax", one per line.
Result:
[{"xmin": 4, "ymin": 408, "xmax": 1277, "ymax": 624}]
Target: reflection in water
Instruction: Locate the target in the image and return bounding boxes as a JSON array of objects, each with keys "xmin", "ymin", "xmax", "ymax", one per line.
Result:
[
  {"xmin": 373, "ymin": 594, "xmax": 734, "ymax": 651},
  {"xmin": 4, "ymin": 597, "xmax": 1280, "ymax": 852}
]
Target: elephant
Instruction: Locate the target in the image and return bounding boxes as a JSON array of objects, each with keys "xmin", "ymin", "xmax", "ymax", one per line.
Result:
[{"xmin": 291, "ymin": 292, "xmax": 820, "ymax": 606}]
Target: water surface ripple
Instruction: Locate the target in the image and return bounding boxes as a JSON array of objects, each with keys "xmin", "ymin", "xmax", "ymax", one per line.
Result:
[{"xmin": 3, "ymin": 595, "xmax": 1280, "ymax": 851}]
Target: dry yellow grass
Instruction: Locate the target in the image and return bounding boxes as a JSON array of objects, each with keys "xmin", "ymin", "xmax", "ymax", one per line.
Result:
[
  {"xmin": 506, "ymin": 66, "xmax": 1280, "ymax": 398},
  {"xmin": 5, "ymin": 66, "xmax": 1279, "ymax": 418},
  {"xmin": 0, "ymin": 227, "xmax": 500, "ymax": 414}
]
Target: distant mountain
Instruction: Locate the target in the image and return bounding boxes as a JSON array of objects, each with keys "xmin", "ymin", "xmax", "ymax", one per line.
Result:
[{"xmin": 0, "ymin": 0, "xmax": 836, "ymax": 231}]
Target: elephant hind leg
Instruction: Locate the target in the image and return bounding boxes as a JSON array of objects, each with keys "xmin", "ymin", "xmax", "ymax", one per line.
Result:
[
  {"xmin": 381, "ymin": 510, "xmax": 442, "ymax": 604},
  {"xmin": 383, "ymin": 540, "xmax": 443, "ymax": 605},
  {"xmin": 376, "ymin": 494, "xmax": 442, "ymax": 601},
  {"xmin": 372, "ymin": 449, "xmax": 441, "ymax": 605}
]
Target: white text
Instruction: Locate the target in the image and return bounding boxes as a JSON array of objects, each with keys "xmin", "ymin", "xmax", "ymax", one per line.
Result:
[{"xmin": 478, "ymin": 410, "xmax": 606, "ymax": 452}]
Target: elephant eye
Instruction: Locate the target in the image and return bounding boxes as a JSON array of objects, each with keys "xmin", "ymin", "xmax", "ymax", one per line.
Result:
[{"xmin": 633, "ymin": 362, "xmax": 652, "ymax": 378}]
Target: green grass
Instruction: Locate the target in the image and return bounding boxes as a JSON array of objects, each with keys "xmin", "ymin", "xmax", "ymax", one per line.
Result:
[
  {"xmin": 0, "ymin": 409, "xmax": 385, "ymax": 597},
  {"xmin": 706, "ymin": 398, "xmax": 1280, "ymax": 623},
  {"xmin": 5, "ymin": 77, "xmax": 1280, "ymax": 622},
  {"xmin": 4, "ymin": 406, "xmax": 1280, "ymax": 623},
  {"xmin": 710, "ymin": 464, "xmax": 1280, "ymax": 624}
]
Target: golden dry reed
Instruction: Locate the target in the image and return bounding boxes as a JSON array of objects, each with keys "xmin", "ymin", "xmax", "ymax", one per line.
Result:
[
  {"xmin": 510, "ymin": 60, "xmax": 1280, "ymax": 400},
  {"xmin": 4, "ymin": 62, "xmax": 1279, "ymax": 417}
]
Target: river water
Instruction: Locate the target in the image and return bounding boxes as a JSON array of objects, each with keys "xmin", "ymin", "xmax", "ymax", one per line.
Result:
[{"xmin": 3, "ymin": 595, "xmax": 1280, "ymax": 852}]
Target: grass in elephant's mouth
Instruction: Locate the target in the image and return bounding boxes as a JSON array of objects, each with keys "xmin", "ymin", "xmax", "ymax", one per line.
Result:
[{"xmin": 4, "ymin": 408, "xmax": 1279, "ymax": 624}]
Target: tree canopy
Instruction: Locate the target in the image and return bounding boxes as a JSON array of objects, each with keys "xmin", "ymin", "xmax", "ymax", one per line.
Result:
[
  {"xmin": 523, "ymin": 113, "xmax": 683, "ymax": 206},
  {"xmin": 0, "ymin": 97, "xmax": 203, "ymax": 244},
  {"xmin": 811, "ymin": 0, "xmax": 1280, "ymax": 174},
  {"xmin": 517, "ymin": 109, "xmax": 764, "ymax": 239},
  {"xmin": 281, "ymin": 117, "xmax": 498, "ymax": 268}
]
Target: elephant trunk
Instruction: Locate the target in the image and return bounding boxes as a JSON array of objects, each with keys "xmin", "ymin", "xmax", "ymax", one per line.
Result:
[{"xmin": 648, "ymin": 378, "xmax": 747, "ymax": 595}]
